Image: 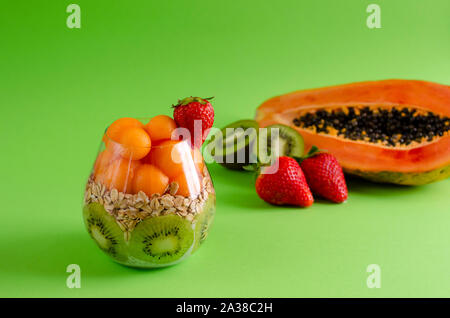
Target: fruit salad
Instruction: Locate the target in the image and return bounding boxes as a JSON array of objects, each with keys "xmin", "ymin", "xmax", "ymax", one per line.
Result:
[{"xmin": 83, "ymin": 114, "xmax": 215, "ymax": 268}]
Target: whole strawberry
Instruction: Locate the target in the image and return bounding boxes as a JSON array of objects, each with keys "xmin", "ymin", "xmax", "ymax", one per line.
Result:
[
  {"xmin": 173, "ymin": 97, "xmax": 214, "ymax": 148},
  {"xmin": 299, "ymin": 149, "xmax": 348, "ymax": 203},
  {"xmin": 255, "ymin": 156, "xmax": 314, "ymax": 207}
]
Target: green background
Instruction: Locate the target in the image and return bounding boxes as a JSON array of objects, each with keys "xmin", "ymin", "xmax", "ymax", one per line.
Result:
[{"xmin": 1, "ymin": 0, "xmax": 449, "ymax": 297}]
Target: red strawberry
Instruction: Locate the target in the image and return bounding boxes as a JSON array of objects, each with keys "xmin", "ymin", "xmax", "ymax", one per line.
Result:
[
  {"xmin": 299, "ymin": 151, "xmax": 348, "ymax": 203},
  {"xmin": 173, "ymin": 97, "xmax": 214, "ymax": 148},
  {"xmin": 255, "ymin": 156, "xmax": 314, "ymax": 207}
]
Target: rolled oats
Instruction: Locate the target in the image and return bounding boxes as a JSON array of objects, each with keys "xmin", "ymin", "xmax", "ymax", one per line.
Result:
[
  {"xmin": 164, "ymin": 207, "xmax": 177, "ymax": 215},
  {"xmin": 110, "ymin": 189, "xmax": 119, "ymax": 202},
  {"xmin": 142, "ymin": 205, "xmax": 153, "ymax": 214},
  {"xmin": 177, "ymin": 207, "xmax": 188, "ymax": 216},
  {"xmin": 161, "ymin": 195, "xmax": 174, "ymax": 208},
  {"xmin": 83, "ymin": 173, "xmax": 214, "ymax": 231},
  {"xmin": 100, "ymin": 184, "xmax": 106, "ymax": 196},
  {"xmin": 138, "ymin": 211, "xmax": 149, "ymax": 219},
  {"xmin": 137, "ymin": 191, "xmax": 148, "ymax": 203},
  {"xmin": 86, "ymin": 188, "xmax": 92, "ymax": 200},
  {"xmin": 150, "ymin": 197, "xmax": 160, "ymax": 210},
  {"xmin": 169, "ymin": 182, "xmax": 179, "ymax": 195},
  {"xmin": 174, "ymin": 196, "xmax": 184, "ymax": 208},
  {"xmin": 134, "ymin": 201, "xmax": 145, "ymax": 209},
  {"xmin": 119, "ymin": 200, "xmax": 128, "ymax": 209}
]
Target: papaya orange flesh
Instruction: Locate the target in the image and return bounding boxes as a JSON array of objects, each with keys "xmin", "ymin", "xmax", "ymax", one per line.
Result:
[{"xmin": 255, "ymin": 79, "xmax": 450, "ymax": 185}]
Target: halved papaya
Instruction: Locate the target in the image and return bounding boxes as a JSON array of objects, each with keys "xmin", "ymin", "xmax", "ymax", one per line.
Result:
[{"xmin": 255, "ymin": 79, "xmax": 450, "ymax": 185}]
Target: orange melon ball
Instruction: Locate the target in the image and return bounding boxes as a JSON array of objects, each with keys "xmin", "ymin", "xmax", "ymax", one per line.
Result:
[
  {"xmin": 111, "ymin": 127, "xmax": 151, "ymax": 160},
  {"xmin": 144, "ymin": 115, "xmax": 177, "ymax": 142},
  {"xmin": 132, "ymin": 164, "xmax": 169, "ymax": 196},
  {"xmin": 93, "ymin": 148, "xmax": 118, "ymax": 177},
  {"xmin": 148, "ymin": 140, "xmax": 187, "ymax": 178},
  {"xmin": 140, "ymin": 140, "xmax": 164, "ymax": 164},
  {"xmin": 95, "ymin": 158, "xmax": 138, "ymax": 193},
  {"xmin": 192, "ymin": 147, "xmax": 204, "ymax": 174},
  {"xmin": 105, "ymin": 117, "xmax": 144, "ymax": 142},
  {"xmin": 171, "ymin": 173, "xmax": 201, "ymax": 197}
]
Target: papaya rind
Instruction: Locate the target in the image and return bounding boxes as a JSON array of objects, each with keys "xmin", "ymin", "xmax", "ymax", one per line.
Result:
[{"xmin": 346, "ymin": 164, "xmax": 450, "ymax": 186}]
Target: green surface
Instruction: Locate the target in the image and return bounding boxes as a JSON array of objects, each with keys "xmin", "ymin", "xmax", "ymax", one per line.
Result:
[{"xmin": 1, "ymin": 0, "xmax": 449, "ymax": 297}]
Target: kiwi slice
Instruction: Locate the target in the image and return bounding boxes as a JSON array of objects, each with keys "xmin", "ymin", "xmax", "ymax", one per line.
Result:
[
  {"xmin": 193, "ymin": 194, "xmax": 216, "ymax": 252},
  {"xmin": 83, "ymin": 203, "xmax": 128, "ymax": 262},
  {"xmin": 261, "ymin": 124, "xmax": 304, "ymax": 162},
  {"xmin": 129, "ymin": 214, "xmax": 194, "ymax": 266},
  {"xmin": 211, "ymin": 119, "xmax": 259, "ymax": 170}
]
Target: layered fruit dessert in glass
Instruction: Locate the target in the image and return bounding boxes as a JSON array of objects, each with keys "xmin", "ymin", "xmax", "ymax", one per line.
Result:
[{"xmin": 83, "ymin": 116, "xmax": 215, "ymax": 268}]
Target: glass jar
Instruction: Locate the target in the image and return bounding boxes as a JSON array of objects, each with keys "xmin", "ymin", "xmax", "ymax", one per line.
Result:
[{"xmin": 82, "ymin": 120, "xmax": 216, "ymax": 268}]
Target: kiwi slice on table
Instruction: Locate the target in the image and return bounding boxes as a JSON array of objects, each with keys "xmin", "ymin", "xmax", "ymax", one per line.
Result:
[
  {"xmin": 83, "ymin": 203, "xmax": 128, "ymax": 262},
  {"xmin": 193, "ymin": 195, "xmax": 216, "ymax": 252},
  {"xmin": 211, "ymin": 119, "xmax": 259, "ymax": 170},
  {"xmin": 129, "ymin": 214, "xmax": 194, "ymax": 266},
  {"xmin": 260, "ymin": 124, "xmax": 304, "ymax": 163}
]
